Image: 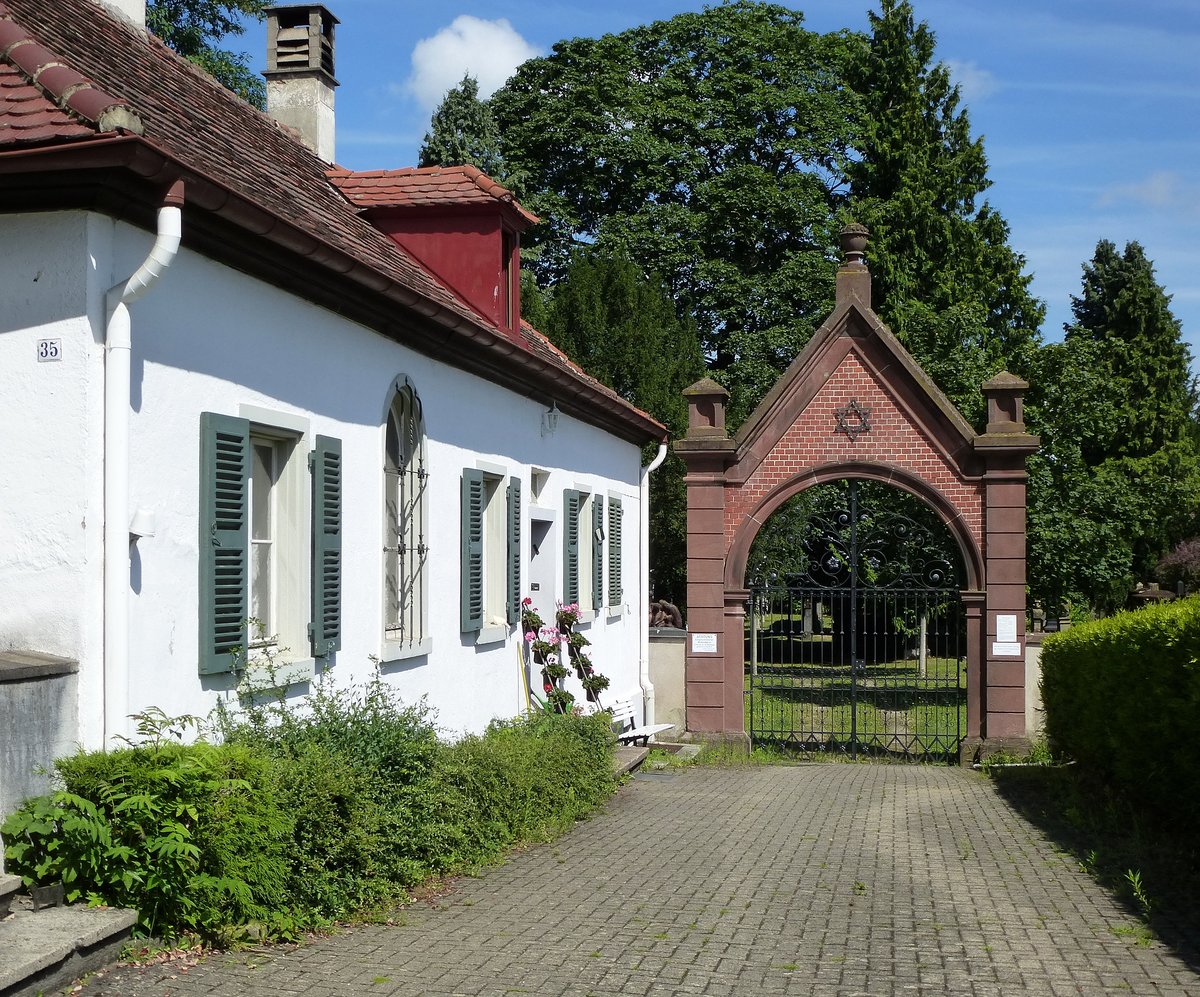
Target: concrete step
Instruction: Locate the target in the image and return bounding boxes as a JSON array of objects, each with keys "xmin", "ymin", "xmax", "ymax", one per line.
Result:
[
  {"xmin": 0, "ymin": 892, "xmax": 137, "ymax": 997},
  {"xmin": 0, "ymin": 875, "xmax": 20, "ymax": 918}
]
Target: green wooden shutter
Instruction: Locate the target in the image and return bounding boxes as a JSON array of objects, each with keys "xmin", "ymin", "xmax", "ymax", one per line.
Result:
[
  {"xmin": 608, "ymin": 497, "xmax": 623, "ymax": 605},
  {"xmin": 592, "ymin": 495, "xmax": 604, "ymax": 610},
  {"xmin": 198, "ymin": 413, "xmax": 249, "ymax": 674},
  {"xmin": 310, "ymin": 435, "xmax": 343, "ymax": 656},
  {"xmin": 506, "ymin": 476, "xmax": 522, "ymax": 625},
  {"xmin": 461, "ymin": 469, "xmax": 485, "ymax": 632},
  {"xmin": 563, "ymin": 488, "xmax": 580, "ymax": 606}
]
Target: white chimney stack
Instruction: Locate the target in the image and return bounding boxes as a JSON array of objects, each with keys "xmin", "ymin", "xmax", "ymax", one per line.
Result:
[
  {"xmin": 263, "ymin": 5, "xmax": 339, "ymax": 162},
  {"xmin": 101, "ymin": 0, "xmax": 146, "ymax": 27}
]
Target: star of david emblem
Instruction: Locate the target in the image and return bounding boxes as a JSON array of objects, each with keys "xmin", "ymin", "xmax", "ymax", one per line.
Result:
[{"xmin": 834, "ymin": 399, "xmax": 871, "ymax": 442}]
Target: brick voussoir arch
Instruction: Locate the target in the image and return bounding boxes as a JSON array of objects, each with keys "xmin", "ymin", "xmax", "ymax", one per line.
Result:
[{"xmin": 723, "ymin": 460, "xmax": 985, "ymax": 593}]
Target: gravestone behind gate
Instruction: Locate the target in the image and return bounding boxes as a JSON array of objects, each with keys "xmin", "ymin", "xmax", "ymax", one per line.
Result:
[{"xmin": 674, "ymin": 225, "xmax": 1038, "ymax": 760}]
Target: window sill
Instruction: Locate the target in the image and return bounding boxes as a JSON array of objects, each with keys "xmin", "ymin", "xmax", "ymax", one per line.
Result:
[
  {"xmin": 380, "ymin": 637, "xmax": 432, "ymax": 664},
  {"xmin": 475, "ymin": 625, "xmax": 508, "ymax": 647},
  {"xmin": 575, "ymin": 611, "xmax": 597, "ymax": 628},
  {"xmin": 606, "ymin": 605, "xmax": 625, "ymax": 621},
  {"xmin": 244, "ymin": 656, "xmax": 316, "ymax": 691}
]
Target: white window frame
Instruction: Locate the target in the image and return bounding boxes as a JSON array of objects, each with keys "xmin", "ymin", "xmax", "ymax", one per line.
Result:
[{"xmin": 243, "ymin": 416, "xmax": 310, "ymax": 683}]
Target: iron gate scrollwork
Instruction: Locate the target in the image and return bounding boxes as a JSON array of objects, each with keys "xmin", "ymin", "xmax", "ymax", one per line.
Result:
[{"xmin": 745, "ymin": 480, "xmax": 966, "ymax": 761}]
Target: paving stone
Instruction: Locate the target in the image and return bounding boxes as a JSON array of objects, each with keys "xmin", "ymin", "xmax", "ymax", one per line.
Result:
[{"xmin": 79, "ymin": 765, "xmax": 1200, "ymax": 996}]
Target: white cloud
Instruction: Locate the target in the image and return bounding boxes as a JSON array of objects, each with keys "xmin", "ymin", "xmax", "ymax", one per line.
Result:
[
  {"xmin": 400, "ymin": 16, "xmax": 540, "ymax": 112},
  {"xmin": 1097, "ymin": 170, "xmax": 1196, "ymax": 213},
  {"xmin": 944, "ymin": 59, "xmax": 999, "ymax": 103}
]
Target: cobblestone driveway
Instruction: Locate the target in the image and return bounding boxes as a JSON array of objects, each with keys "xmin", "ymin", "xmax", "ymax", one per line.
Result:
[{"xmin": 84, "ymin": 765, "xmax": 1199, "ymax": 996}]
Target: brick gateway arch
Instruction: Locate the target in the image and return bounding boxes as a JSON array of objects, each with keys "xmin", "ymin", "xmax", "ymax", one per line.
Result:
[{"xmin": 675, "ymin": 227, "xmax": 1038, "ymax": 760}]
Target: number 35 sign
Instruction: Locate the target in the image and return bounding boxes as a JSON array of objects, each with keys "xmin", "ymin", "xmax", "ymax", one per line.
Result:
[{"xmin": 37, "ymin": 339, "xmax": 62, "ymax": 362}]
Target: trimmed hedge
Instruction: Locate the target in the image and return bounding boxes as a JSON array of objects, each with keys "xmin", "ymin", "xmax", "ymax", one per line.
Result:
[
  {"xmin": 1041, "ymin": 597, "xmax": 1200, "ymax": 822},
  {"xmin": 1, "ymin": 684, "xmax": 617, "ymax": 943}
]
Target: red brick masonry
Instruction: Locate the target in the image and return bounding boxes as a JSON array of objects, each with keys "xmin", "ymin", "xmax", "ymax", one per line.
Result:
[{"xmin": 676, "ymin": 243, "xmax": 1037, "ymax": 754}]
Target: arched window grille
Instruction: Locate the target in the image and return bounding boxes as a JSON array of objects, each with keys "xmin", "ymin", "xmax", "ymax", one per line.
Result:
[{"xmin": 384, "ymin": 379, "xmax": 427, "ymax": 648}]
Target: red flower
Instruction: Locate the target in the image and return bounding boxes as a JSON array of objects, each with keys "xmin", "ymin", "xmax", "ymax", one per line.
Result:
[
  {"xmin": 543, "ymin": 682, "xmax": 553, "ymax": 694},
  {"xmin": 522, "ymin": 597, "xmax": 533, "ymax": 606}
]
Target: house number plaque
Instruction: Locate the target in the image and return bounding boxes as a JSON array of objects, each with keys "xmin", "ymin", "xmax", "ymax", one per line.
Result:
[{"xmin": 37, "ymin": 339, "xmax": 62, "ymax": 362}]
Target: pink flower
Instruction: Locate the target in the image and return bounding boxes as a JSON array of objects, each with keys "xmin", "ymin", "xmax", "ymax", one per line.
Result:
[
  {"xmin": 522, "ymin": 597, "xmax": 533, "ymax": 606},
  {"xmin": 525, "ymin": 631, "xmax": 536, "ymax": 643}
]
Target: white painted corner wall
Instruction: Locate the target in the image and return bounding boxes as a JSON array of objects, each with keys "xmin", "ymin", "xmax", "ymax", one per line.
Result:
[{"xmin": 0, "ymin": 210, "xmax": 650, "ymax": 747}]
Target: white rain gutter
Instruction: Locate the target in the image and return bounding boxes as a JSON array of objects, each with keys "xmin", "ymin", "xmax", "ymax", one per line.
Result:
[
  {"xmin": 103, "ymin": 182, "xmax": 183, "ymax": 745},
  {"xmin": 638, "ymin": 442, "xmax": 669, "ymax": 725}
]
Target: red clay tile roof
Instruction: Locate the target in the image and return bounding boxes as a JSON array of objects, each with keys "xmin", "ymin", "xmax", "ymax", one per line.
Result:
[
  {"xmin": 0, "ymin": 0, "xmax": 488, "ymax": 331},
  {"xmin": 520, "ymin": 321, "xmax": 661, "ymax": 428},
  {"xmin": 0, "ymin": 0, "xmax": 664, "ymax": 443},
  {"xmin": 0, "ymin": 60, "xmax": 95, "ymax": 143},
  {"xmin": 328, "ymin": 165, "xmax": 539, "ymax": 227}
]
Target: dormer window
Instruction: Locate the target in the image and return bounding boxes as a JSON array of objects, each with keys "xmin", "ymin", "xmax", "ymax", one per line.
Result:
[
  {"xmin": 327, "ymin": 165, "xmax": 538, "ymax": 336},
  {"xmin": 502, "ymin": 228, "xmax": 516, "ymax": 331}
]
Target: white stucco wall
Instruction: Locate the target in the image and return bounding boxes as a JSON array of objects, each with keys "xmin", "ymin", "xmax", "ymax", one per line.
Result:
[
  {"xmin": 0, "ymin": 212, "xmax": 111, "ymax": 746},
  {"xmin": 5, "ymin": 212, "xmax": 647, "ymax": 744}
]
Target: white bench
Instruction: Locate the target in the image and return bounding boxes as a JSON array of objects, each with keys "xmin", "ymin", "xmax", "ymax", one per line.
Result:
[{"xmin": 604, "ymin": 693, "xmax": 675, "ymax": 746}]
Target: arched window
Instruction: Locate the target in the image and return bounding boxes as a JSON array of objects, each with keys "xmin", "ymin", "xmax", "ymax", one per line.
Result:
[{"xmin": 384, "ymin": 378, "xmax": 427, "ymax": 651}]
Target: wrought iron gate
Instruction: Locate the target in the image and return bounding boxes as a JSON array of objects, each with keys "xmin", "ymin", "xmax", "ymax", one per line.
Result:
[{"xmin": 745, "ymin": 480, "xmax": 965, "ymax": 761}]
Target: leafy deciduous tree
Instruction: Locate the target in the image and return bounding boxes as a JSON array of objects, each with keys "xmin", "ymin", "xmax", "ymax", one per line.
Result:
[
  {"xmin": 492, "ymin": 1, "xmax": 855, "ymax": 424},
  {"xmin": 1027, "ymin": 241, "xmax": 1200, "ymax": 612},
  {"xmin": 147, "ymin": 0, "xmax": 267, "ymax": 108}
]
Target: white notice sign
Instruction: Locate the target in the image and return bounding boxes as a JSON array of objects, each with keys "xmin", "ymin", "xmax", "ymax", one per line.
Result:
[
  {"xmin": 691, "ymin": 633, "xmax": 718, "ymax": 653},
  {"xmin": 992, "ymin": 642, "xmax": 1021, "ymax": 657},
  {"xmin": 996, "ymin": 614, "xmax": 1018, "ymax": 643}
]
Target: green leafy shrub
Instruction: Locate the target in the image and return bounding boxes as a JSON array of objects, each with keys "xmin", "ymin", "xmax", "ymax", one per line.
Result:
[
  {"xmin": 3, "ymin": 679, "xmax": 617, "ymax": 944},
  {"xmin": 3, "ymin": 734, "xmax": 289, "ymax": 940},
  {"xmin": 1040, "ymin": 597, "xmax": 1200, "ymax": 823}
]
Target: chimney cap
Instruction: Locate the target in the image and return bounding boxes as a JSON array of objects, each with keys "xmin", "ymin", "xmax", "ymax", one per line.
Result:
[{"xmin": 264, "ymin": 4, "xmax": 340, "ymax": 82}]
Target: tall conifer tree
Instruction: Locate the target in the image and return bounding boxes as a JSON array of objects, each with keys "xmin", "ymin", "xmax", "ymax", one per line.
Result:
[
  {"xmin": 542, "ymin": 251, "xmax": 704, "ymax": 604},
  {"xmin": 418, "ymin": 75, "xmax": 506, "ymax": 179},
  {"xmin": 845, "ymin": 0, "xmax": 1043, "ymax": 425}
]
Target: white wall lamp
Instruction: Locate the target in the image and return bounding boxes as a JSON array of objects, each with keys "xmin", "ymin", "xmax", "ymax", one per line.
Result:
[
  {"xmin": 128, "ymin": 507, "xmax": 157, "ymax": 543},
  {"xmin": 541, "ymin": 401, "xmax": 560, "ymax": 437}
]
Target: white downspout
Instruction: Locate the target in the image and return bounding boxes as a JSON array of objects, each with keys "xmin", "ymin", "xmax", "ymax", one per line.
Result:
[
  {"xmin": 638, "ymin": 442, "xmax": 668, "ymax": 726},
  {"xmin": 104, "ymin": 182, "xmax": 184, "ymax": 745}
]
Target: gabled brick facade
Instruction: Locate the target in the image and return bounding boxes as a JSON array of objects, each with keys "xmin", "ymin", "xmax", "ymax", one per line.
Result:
[{"xmin": 676, "ymin": 227, "xmax": 1038, "ymax": 756}]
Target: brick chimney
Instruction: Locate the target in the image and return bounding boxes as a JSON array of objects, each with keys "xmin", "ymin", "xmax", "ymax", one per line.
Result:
[{"xmin": 263, "ymin": 5, "xmax": 339, "ymax": 162}]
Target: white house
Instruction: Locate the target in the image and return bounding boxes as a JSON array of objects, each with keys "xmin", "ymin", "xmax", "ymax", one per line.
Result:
[{"xmin": 0, "ymin": 0, "xmax": 667, "ymax": 812}]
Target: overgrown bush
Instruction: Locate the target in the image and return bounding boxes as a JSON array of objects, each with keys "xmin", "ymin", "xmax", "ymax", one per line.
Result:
[
  {"xmin": 1156, "ymin": 538, "xmax": 1200, "ymax": 593},
  {"xmin": 1, "ymin": 681, "xmax": 617, "ymax": 944},
  {"xmin": 2, "ymin": 711, "xmax": 291, "ymax": 939},
  {"xmin": 1040, "ymin": 597, "xmax": 1200, "ymax": 823}
]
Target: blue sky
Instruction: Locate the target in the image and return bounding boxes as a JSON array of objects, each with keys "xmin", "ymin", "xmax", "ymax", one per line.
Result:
[{"xmin": 240, "ymin": 0, "xmax": 1200, "ymax": 362}]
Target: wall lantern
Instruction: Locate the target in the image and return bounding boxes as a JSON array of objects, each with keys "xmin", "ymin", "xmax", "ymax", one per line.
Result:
[{"xmin": 541, "ymin": 401, "xmax": 560, "ymax": 437}]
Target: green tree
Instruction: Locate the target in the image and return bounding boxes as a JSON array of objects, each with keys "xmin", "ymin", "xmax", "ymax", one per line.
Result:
[
  {"xmin": 845, "ymin": 0, "xmax": 1043, "ymax": 425},
  {"xmin": 492, "ymin": 2, "xmax": 855, "ymax": 424},
  {"xmin": 1064, "ymin": 240, "xmax": 1194, "ymax": 462},
  {"xmin": 418, "ymin": 75, "xmax": 506, "ymax": 179},
  {"xmin": 1027, "ymin": 241, "xmax": 1200, "ymax": 613},
  {"xmin": 541, "ymin": 250, "xmax": 704, "ymax": 604},
  {"xmin": 147, "ymin": 0, "xmax": 267, "ymax": 108}
]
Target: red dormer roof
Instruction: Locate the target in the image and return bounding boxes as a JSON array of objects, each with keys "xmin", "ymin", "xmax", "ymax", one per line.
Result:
[{"xmin": 328, "ymin": 165, "xmax": 539, "ymax": 228}]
